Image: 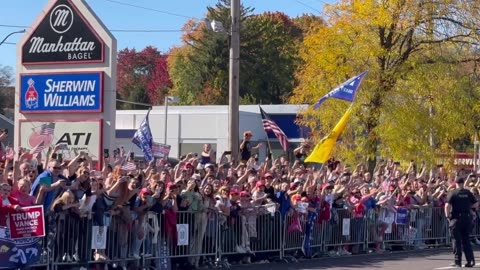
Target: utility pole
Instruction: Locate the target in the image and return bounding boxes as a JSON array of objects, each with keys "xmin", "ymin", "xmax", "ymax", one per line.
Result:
[
  {"xmin": 229, "ymin": 0, "xmax": 240, "ymax": 163},
  {"xmin": 164, "ymin": 96, "xmax": 169, "ymax": 145}
]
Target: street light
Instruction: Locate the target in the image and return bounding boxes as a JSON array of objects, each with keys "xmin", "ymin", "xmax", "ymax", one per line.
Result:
[
  {"xmin": 164, "ymin": 96, "xmax": 179, "ymax": 145},
  {"xmin": 205, "ymin": 1, "xmax": 241, "ymax": 163},
  {"xmin": 0, "ymin": 29, "xmax": 26, "ymax": 47}
]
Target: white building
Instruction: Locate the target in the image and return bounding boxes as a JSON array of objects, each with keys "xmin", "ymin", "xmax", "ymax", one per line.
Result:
[{"xmin": 115, "ymin": 104, "xmax": 309, "ymax": 160}]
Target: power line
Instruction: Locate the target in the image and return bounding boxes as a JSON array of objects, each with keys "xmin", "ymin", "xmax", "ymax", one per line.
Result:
[
  {"xmin": 0, "ymin": 24, "xmax": 184, "ymax": 33},
  {"xmin": 294, "ymin": 0, "xmax": 322, "ymax": 14},
  {"xmin": 110, "ymin": 29, "xmax": 183, "ymax": 33},
  {"xmin": 101, "ymin": 0, "xmax": 193, "ymax": 19},
  {"xmin": 0, "ymin": 24, "xmax": 27, "ymax": 28}
]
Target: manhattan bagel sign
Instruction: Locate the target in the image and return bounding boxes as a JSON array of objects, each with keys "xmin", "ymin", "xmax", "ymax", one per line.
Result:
[{"xmin": 21, "ymin": 0, "xmax": 105, "ymax": 64}]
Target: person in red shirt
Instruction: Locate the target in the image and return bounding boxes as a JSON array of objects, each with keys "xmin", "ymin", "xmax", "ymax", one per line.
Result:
[{"xmin": 0, "ymin": 183, "xmax": 21, "ymax": 227}]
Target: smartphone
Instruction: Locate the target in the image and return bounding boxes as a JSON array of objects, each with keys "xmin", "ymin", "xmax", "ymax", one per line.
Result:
[
  {"xmin": 223, "ymin": 151, "xmax": 232, "ymax": 155},
  {"xmin": 104, "ymin": 149, "xmax": 109, "ymax": 159},
  {"xmin": 394, "ymin": 161, "xmax": 400, "ymax": 166},
  {"xmin": 3, "ymin": 129, "xmax": 8, "ymax": 134},
  {"xmin": 129, "ymin": 152, "xmax": 134, "ymax": 161},
  {"xmin": 57, "ymin": 153, "xmax": 63, "ymax": 162},
  {"xmin": 113, "ymin": 148, "xmax": 119, "ymax": 157},
  {"xmin": 51, "ymin": 153, "xmax": 58, "ymax": 160}
]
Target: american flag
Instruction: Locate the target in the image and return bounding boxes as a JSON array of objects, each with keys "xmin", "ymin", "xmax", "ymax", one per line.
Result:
[
  {"xmin": 121, "ymin": 161, "xmax": 137, "ymax": 171},
  {"xmin": 259, "ymin": 106, "xmax": 289, "ymax": 151},
  {"xmin": 30, "ymin": 141, "xmax": 45, "ymax": 155},
  {"xmin": 40, "ymin": 123, "xmax": 55, "ymax": 135}
]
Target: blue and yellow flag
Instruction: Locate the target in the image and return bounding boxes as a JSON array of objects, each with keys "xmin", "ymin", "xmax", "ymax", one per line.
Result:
[{"xmin": 304, "ymin": 106, "xmax": 353, "ymax": 164}]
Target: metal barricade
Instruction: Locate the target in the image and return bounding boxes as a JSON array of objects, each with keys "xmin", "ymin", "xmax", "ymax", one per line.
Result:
[
  {"xmin": 50, "ymin": 212, "xmax": 139, "ymax": 270},
  {"xmin": 407, "ymin": 208, "xmax": 448, "ymax": 248},
  {"xmin": 283, "ymin": 209, "xmax": 325, "ymax": 259},
  {"xmin": 51, "ymin": 213, "xmax": 94, "ymax": 270},
  {"xmin": 366, "ymin": 207, "xmax": 450, "ymax": 251},
  {"xmin": 217, "ymin": 205, "xmax": 282, "ymax": 264},
  {"xmin": 32, "ymin": 205, "xmax": 456, "ymax": 268},
  {"xmin": 143, "ymin": 210, "xmax": 219, "ymax": 269},
  {"xmin": 323, "ymin": 208, "xmax": 366, "ymax": 254}
]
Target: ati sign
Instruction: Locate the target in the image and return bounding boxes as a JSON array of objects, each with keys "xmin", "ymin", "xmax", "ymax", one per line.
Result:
[
  {"xmin": 19, "ymin": 120, "xmax": 102, "ymax": 161},
  {"xmin": 22, "ymin": 0, "xmax": 104, "ymax": 64},
  {"xmin": 20, "ymin": 72, "xmax": 103, "ymax": 113}
]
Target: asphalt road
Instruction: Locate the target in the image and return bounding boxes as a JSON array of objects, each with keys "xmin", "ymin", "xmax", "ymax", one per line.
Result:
[{"xmin": 230, "ymin": 248, "xmax": 480, "ymax": 270}]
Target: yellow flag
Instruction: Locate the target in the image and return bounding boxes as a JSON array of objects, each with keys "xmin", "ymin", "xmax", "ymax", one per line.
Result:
[{"xmin": 304, "ymin": 106, "xmax": 353, "ymax": 164}]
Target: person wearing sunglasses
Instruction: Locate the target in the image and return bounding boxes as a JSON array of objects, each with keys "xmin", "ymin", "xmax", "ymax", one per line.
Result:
[{"xmin": 30, "ymin": 160, "xmax": 68, "ymax": 209}]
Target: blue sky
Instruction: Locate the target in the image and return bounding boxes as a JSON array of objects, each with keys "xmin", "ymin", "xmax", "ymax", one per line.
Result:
[{"xmin": 0, "ymin": 0, "xmax": 331, "ymax": 73}]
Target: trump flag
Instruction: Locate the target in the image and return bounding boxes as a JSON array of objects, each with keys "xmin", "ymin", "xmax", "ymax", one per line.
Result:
[
  {"xmin": 132, "ymin": 110, "xmax": 154, "ymax": 162},
  {"xmin": 313, "ymin": 71, "xmax": 367, "ymax": 109}
]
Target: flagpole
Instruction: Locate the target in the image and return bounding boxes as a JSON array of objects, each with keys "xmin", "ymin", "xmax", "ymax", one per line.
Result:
[{"xmin": 259, "ymin": 106, "xmax": 273, "ymax": 159}]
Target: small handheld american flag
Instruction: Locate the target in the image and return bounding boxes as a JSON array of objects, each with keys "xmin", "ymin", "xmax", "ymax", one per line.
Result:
[
  {"xmin": 121, "ymin": 161, "xmax": 137, "ymax": 171},
  {"xmin": 30, "ymin": 141, "xmax": 45, "ymax": 155}
]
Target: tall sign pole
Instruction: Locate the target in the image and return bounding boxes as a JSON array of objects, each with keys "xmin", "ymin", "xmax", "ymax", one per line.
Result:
[
  {"xmin": 15, "ymin": 0, "xmax": 117, "ymax": 167},
  {"xmin": 229, "ymin": 0, "xmax": 240, "ymax": 163}
]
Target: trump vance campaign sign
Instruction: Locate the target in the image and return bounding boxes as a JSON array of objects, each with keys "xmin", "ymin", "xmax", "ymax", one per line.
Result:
[
  {"xmin": 8, "ymin": 206, "xmax": 45, "ymax": 240},
  {"xmin": 20, "ymin": 72, "xmax": 103, "ymax": 113}
]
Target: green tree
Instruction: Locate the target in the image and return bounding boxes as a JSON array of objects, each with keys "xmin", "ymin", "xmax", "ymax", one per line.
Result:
[
  {"xmin": 290, "ymin": 0, "xmax": 480, "ymax": 169},
  {"xmin": 168, "ymin": 1, "xmax": 304, "ymax": 105},
  {"xmin": 0, "ymin": 65, "xmax": 13, "ymax": 115}
]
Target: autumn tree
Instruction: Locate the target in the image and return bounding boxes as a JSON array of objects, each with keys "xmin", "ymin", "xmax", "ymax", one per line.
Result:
[
  {"xmin": 0, "ymin": 66, "xmax": 13, "ymax": 115},
  {"xmin": 290, "ymin": 0, "xmax": 480, "ymax": 169},
  {"xmin": 168, "ymin": 0, "xmax": 307, "ymax": 105},
  {"xmin": 117, "ymin": 46, "xmax": 171, "ymax": 109}
]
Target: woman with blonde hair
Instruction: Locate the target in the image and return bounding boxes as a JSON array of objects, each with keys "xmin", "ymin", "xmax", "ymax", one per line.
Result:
[
  {"xmin": 93, "ymin": 165, "xmax": 130, "ymax": 261},
  {"xmin": 48, "ymin": 190, "xmax": 78, "ymax": 261}
]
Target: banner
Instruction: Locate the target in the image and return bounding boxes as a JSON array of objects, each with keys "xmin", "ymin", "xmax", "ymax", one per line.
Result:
[
  {"xmin": 0, "ymin": 234, "xmax": 42, "ymax": 269},
  {"xmin": 152, "ymin": 142, "xmax": 171, "ymax": 159},
  {"xmin": 176, "ymin": 224, "xmax": 189, "ymax": 246},
  {"xmin": 8, "ymin": 206, "xmax": 45, "ymax": 240},
  {"xmin": 19, "ymin": 119, "xmax": 102, "ymax": 161},
  {"xmin": 20, "ymin": 72, "xmax": 103, "ymax": 113},
  {"xmin": 396, "ymin": 208, "xmax": 408, "ymax": 225},
  {"xmin": 91, "ymin": 226, "xmax": 107, "ymax": 249}
]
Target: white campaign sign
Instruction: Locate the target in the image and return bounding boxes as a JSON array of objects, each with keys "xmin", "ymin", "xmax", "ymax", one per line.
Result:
[
  {"xmin": 19, "ymin": 120, "xmax": 101, "ymax": 161},
  {"xmin": 342, "ymin": 218, "xmax": 350, "ymax": 236},
  {"xmin": 176, "ymin": 224, "xmax": 189, "ymax": 246}
]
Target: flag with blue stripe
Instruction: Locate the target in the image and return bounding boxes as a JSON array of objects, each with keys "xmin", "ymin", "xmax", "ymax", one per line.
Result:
[
  {"xmin": 313, "ymin": 71, "xmax": 368, "ymax": 109},
  {"xmin": 132, "ymin": 111, "xmax": 154, "ymax": 162}
]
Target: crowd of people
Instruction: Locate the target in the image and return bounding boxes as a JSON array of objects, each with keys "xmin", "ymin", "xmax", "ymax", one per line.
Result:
[{"xmin": 0, "ymin": 129, "xmax": 478, "ymax": 269}]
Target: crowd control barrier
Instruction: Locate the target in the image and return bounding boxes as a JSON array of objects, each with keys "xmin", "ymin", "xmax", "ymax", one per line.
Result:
[{"xmin": 0, "ymin": 206, "xmax": 462, "ymax": 269}]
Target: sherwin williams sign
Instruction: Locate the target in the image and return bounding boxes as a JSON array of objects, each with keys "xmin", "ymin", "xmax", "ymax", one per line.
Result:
[
  {"xmin": 20, "ymin": 72, "xmax": 103, "ymax": 113},
  {"xmin": 21, "ymin": 0, "xmax": 105, "ymax": 64}
]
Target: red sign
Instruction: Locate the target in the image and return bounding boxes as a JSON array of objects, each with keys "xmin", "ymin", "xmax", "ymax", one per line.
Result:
[{"xmin": 8, "ymin": 206, "xmax": 45, "ymax": 239}]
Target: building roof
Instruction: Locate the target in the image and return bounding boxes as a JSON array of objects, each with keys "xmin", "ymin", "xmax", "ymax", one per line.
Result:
[{"xmin": 116, "ymin": 104, "xmax": 309, "ymax": 116}]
